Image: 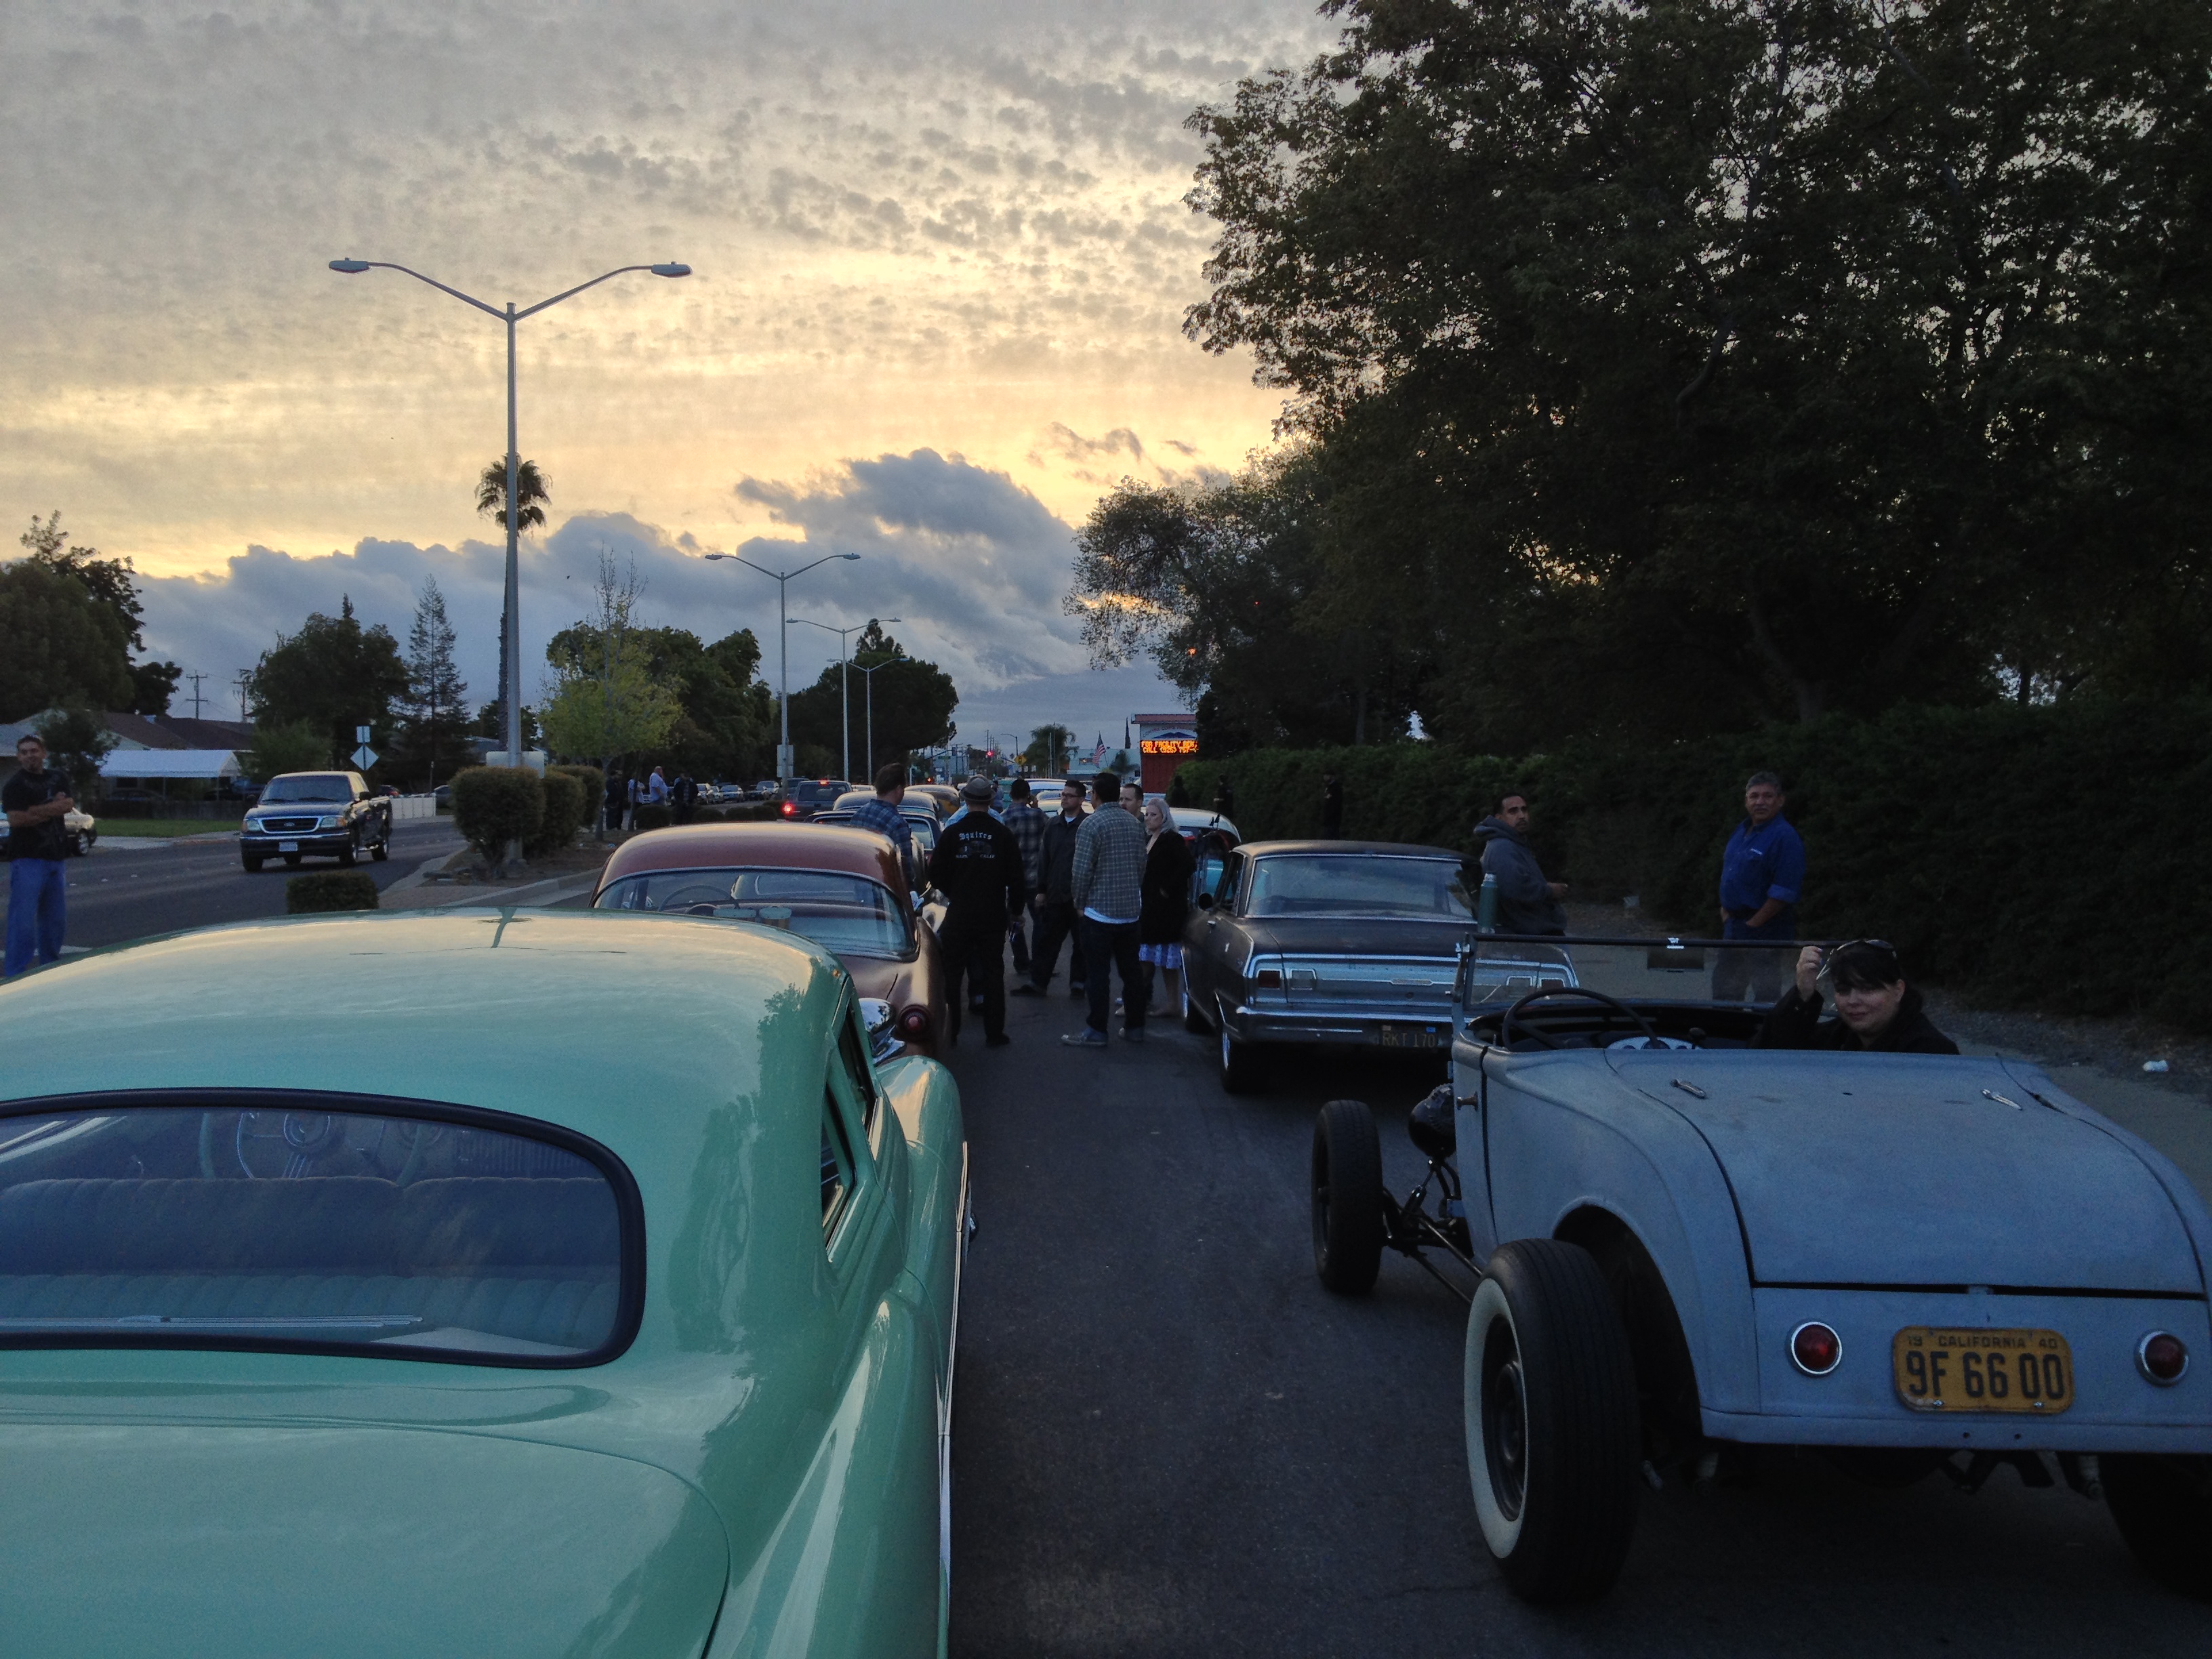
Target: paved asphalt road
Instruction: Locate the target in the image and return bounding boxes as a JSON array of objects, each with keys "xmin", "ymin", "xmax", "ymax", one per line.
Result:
[
  {"xmin": 939, "ymin": 969, "xmax": 2211, "ymax": 1657},
  {"xmin": 1, "ymin": 821, "xmax": 466, "ymax": 953}
]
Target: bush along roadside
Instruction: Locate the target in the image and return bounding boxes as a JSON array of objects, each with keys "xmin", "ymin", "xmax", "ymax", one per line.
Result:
[
  {"xmin": 451, "ymin": 766, "xmax": 546, "ymax": 869},
  {"xmin": 1177, "ymin": 697, "xmax": 2212, "ymax": 1033},
  {"xmin": 529, "ymin": 771, "xmax": 588, "ymax": 858},
  {"xmin": 287, "ymin": 872, "xmax": 380, "ymax": 914}
]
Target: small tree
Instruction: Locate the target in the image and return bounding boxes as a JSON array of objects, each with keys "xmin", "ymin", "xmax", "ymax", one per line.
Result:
[
  {"xmin": 401, "ymin": 575, "xmax": 468, "ymax": 789},
  {"xmin": 539, "ymin": 552, "xmax": 678, "ymax": 766},
  {"xmin": 247, "ymin": 720, "xmax": 335, "ymax": 781},
  {"xmin": 33, "ymin": 708, "xmax": 117, "ymax": 798}
]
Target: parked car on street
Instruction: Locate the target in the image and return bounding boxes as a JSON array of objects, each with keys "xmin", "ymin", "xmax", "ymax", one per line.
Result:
[
  {"xmin": 0, "ymin": 908, "xmax": 968, "ymax": 1656},
  {"xmin": 774, "ymin": 779, "xmax": 851, "ymax": 822},
  {"xmin": 1308, "ymin": 935, "xmax": 2212, "ymax": 1603},
  {"xmin": 237, "ymin": 771, "xmax": 392, "ymax": 872},
  {"xmin": 0, "ymin": 807, "xmax": 97, "ymax": 858},
  {"xmin": 594, "ymin": 822, "xmax": 951, "ymax": 1058},
  {"xmin": 815, "ymin": 804, "xmax": 942, "ymax": 893},
  {"xmin": 1181, "ymin": 840, "xmax": 1474, "ymax": 1093}
]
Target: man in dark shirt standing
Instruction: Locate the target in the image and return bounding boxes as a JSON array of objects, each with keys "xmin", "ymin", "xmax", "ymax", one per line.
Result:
[
  {"xmin": 928, "ymin": 776, "xmax": 1029, "ymax": 1047},
  {"xmin": 4, "ymin": 735, "xmax": 74, "ymax": 977},
  {"xmin": 1016, "ymin": 777, "xmax": 1088, "ymax": 999},
  {"xmin": 1715, "ymin": 771, "xmax": 1805, "ymax": 1002}
]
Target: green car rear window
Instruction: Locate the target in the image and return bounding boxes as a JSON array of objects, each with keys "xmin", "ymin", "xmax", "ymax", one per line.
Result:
[{"xmin": 0, "ymin": 1097, "xmax": 642, "ymax": 1368}]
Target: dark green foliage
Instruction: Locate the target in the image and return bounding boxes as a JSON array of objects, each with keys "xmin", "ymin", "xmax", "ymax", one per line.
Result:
[
  {"xmin": 33, "ymin": 708, "xmax": 118, "ymax": 796},
  {"xmin": 286, "ymin": 872, "xmax": 380, "ymax": 914},
  {"xmin": 1183, "ymin": 700, "xmax": 2212, "ymax": 1031},
  {"xmin": 528, "ymin": 771, "xmax": 586, "ymax": 857},
  {"xmin": 632, "ymin": 802, "xmax": 674, "ymax": 832},
  {"xmin": 788, "ymin": 622, "xmax": 957, "ymax": 775},
  {"xmin": 451, "ymin": 766, "xmax": 545, "ymax": 861},
  {"xmin": 549, "ymin": 764, "xmax": 604, "ymax": 830},
  {"xmin": 250, "ymin": 597, "xmax": 409, "ymax": 771},
  {"xmin": 129, "ymin": 660, "xmax": 182, "ymax": 716},
  {"xmin": 0, "ymin": 555, "xmax": 134, "ymax": 719},
  {"xmin": 1182, "ymin": 0, "xmax": 2212, "ymax": 740},
  {"xmin": 245, "ymin": 720, "xmax": 334, "ymax": 781}
]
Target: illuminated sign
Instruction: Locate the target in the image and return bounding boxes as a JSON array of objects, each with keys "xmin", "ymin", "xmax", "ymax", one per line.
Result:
[{"xmin": 1140, "ymin": 737, "xmax": 1198, "ymax": 756}]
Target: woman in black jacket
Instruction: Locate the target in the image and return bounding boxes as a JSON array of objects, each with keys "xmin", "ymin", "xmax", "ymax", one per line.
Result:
[
  {"xmin": 1755, "ymin": 939, "xmax": 1958, "ymax": 1054},
  {"xmin": 1137, "ymin": 797, "xmax": 1196, "ymax": 1017}
]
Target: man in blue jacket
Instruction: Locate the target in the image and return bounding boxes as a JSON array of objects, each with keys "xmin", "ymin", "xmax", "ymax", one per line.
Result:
[{"xmin": 1715, "ymin": 771, "xmax": 1804, "ymax": 1000}]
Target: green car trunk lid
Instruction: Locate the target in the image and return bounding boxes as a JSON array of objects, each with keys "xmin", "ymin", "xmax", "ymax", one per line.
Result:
[{"xmin": 0, "ymin": 1421, "xmax": 729, "ymax": 1658}]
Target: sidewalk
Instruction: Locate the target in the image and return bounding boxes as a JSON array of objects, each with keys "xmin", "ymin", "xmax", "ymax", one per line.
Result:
[{"xmin": 378, "ymin": 847, "xmax": 607, "ymax": 912}]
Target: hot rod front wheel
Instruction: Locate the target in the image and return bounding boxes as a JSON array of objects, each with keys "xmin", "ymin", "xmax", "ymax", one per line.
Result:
[
  {"xmin": 1464, "ymin": 1239, "xmax": 1641, "ymax": 1603},
  {"xmin": 1311, "ymin": 1100, "xmax": 1384, "ymax": 1294}
]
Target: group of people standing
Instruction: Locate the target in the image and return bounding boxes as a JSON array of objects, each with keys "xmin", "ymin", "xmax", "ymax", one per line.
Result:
[
  {"xmin": 920, "ymin": 768, "xmax": 1196, "ymax": 1050},
  {"xmin": 599, "ymin": 766, "xmax": 707, "ymax": 833}
]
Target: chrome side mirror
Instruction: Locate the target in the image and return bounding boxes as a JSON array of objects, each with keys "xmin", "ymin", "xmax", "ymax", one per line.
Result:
[{"xmin": 858, "ymin": 998, "xmax": 902, "ymax": 1063}]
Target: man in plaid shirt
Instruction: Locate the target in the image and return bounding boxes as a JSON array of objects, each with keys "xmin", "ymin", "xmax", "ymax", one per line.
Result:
[
  {"xmin": 1003, "ymin": 777, "xmax": 1047, "ymax": 978},
  {"xmin": 1064, "ymin": 769, "xmax": 1149, "ymax": 1046},
  {"xmin": 848, "ymin": 764, "xmax": 914, "ymax": 861}
]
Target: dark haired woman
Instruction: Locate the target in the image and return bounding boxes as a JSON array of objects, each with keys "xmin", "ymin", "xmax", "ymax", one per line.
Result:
[
  {"xmin": 1137, "ymin": 797, "xmax": 1195, "ymax": 1017},
  {"xmin": 1756, "ymin": 940, "xmax": 1957, "ymax": 1054}
]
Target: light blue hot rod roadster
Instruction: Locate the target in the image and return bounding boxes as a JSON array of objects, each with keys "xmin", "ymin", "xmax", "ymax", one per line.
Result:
[
  {"xmin": 0, "ymin": 907, "xmax": 968, "ymax": 1658},
  {"xmin": 1310, "ymin": 936, "xmax": 2212, "ymax": 1603}
]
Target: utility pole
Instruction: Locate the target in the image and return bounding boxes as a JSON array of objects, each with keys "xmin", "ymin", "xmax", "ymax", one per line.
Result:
[
  {"xmin": 234, "ymin": 672, "xmax": 253, "ymax": 723},
  {"xmin": 185, "ymin": 672, "xmax": 207, "ymax": 720}
]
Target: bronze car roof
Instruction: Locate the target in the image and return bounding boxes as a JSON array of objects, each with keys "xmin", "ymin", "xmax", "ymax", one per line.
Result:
[{"xmin": 597, "ymin": 822, "xmax": 909, "ymax": 897}]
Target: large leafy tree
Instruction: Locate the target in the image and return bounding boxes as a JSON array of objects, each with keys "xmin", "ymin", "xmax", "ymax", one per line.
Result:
[
  {"xmin": 1185, "ymin": 0, "xmax": 2212, "ymax": 741},
  {"xmin": 10, "ymin": 513, "xmax": 178, "ymax": 716},
  {"xmin": 0, "ymin": 556, "xmax": 134, "ymax": 720},
  {"xmin": 1068, "ymin": 449, "xmax": 1418, "ymax": 750},
  {"xmin": 249, "ymin": 596, "xmax": 410, "ymax": 768}
]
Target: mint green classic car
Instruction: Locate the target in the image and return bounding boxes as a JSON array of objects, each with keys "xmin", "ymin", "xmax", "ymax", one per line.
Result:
[{"xmin": 0, "ymin": 908, "xmax": 969, "ymax": 1658}]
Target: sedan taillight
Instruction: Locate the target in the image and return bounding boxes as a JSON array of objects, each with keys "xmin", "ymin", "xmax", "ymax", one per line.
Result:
[
  {"xmin": 898, "ymin": 1006, "xmax": 931, "ymax": 1040},
  {"xmin": 2138, "ymin": 1331, "xmax": 2189, "ymax": 1385},
  {"xmin": 780, "ymin": 800, "xmax": 798, "ymax": 817}
]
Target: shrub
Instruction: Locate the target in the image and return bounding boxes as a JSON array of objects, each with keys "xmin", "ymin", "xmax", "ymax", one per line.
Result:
[
  {"xmin": 287, "ymin": 871, "xmax": 380, "ymax": 914},
  {"xmin": 246, "ymin": 720, "xmax": 332, "ymax": 785},
  {"xmin": 1183, "ymin": 697, "xmax": 2212, "ymax": 1031},
  {"xmin": 451, "ymin": 766, "xmax": 545, "ymax": 861},
  {"xmin": 632, "ymin": 802, "xmax": 674, "ymax": 832},
  {"xmin": 549, "ymin": 764, "xmax": 605, "ymax": 830},
  {"xmin": 528, "ymin": 770, "xmax": 586, "ymax": 857}
]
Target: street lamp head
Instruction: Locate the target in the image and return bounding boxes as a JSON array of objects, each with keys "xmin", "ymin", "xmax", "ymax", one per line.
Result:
[
  {"xmin": 329, "ymin": 259, "xmax": 371, "ymax": 274},
  {"xmin": 650, "ymin": 262, "xmax": 693, "ymax": 278},
  {"xmin": 839, "ymin": 552, "xmax": 861, "ymax": 561},
  {"xmin": 703, "ymin": 551, "xmax": 729, "ymax": 560}
]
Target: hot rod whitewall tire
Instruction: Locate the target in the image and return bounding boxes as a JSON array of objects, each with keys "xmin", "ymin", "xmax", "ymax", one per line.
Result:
[
  {"xmin": 1464, "ymin": 1239, "xmax": 1641, "ymax": 1603},
  {"xmin": 1312, "ymin": 1100, "xmax": 1384, "ymax": 1294},
  {"xmin": 2102, "ymin": 1453, "xmax": 2212, "ymax": 1600}
]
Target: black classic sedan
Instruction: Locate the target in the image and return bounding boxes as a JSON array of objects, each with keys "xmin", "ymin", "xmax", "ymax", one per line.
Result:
[
  {"xmin": 1181, "ymin": 840, "xmax": 1476, "ymax": 1092},
  {"xmin": 239, "ymin": 770, "xmax": 393, "ymax": 872}
]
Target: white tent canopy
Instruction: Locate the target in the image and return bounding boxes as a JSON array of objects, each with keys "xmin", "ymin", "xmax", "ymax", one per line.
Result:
[{"xmin": 98, "ymin": 750, "xmax": 243, "ymax": 781}]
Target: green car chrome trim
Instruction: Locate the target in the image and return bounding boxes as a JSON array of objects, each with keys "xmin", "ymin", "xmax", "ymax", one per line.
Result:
[{"xmin": 0, "ymin": 1088, "xmax": 649, "ymax": 1370}]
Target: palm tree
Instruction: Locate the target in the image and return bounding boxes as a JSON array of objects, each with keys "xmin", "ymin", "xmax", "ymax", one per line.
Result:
[{"xmin": 475, "ymin": 459, "xmax": 550, "ymax": 747}]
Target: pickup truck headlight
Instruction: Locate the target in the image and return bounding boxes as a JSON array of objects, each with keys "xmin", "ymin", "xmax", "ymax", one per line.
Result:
[{"xmin": 315, "ymin": 815, "xmax": 343, "ymax": 830}]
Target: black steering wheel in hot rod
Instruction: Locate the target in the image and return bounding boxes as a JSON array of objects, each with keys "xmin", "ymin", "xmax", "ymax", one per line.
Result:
[{"xmin": 1499, "ymin": 985, "xmax": 1664, "ymax": 1051}]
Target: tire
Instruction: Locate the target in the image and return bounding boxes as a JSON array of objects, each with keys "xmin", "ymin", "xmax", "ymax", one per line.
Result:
[
  {"xmin": 371, "ymin": 836, "xmax": 390, "ymax": 863},
  {"xmin": 1465, "ymin": 1239, "xmax": 1641, "ymax": 1603},
  {"xmin": 1182, "ymin": 975, "xmax": 1210, "ymax": 1034},
  {"xmin": 2104, "ymin": 1454, "xmax": 2212, "ymax": 1600},
  {"xmin": 337, "ymin": 838, "xmax": 358, "ymax": 867},
  {"xmin": 241, "ymin": 855, "xmax": 263, "ymax": 873},
  {"xmin": 1312, "ymin": 1100, "xmax": 1385, "ymax": 1294},
  {"xmin": 1218, "ymin": 1010, "xmax": 1263, "ymax": 1094}
]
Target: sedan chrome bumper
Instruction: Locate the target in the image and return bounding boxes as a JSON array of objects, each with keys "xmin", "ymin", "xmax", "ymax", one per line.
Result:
[{"xmin": 1219, "ymin": 1001, "xmax": 1454, "ymax": 1050}]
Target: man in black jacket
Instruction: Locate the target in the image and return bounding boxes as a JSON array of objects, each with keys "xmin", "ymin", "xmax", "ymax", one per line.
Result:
[
  {"xmin": 1015, "ymin": 777, "xmax": 1087, "ymax": 999},
  {"xmin": 928, "ymin": 777, "xmax": 1029, "ymax": 1046},
  {"xmin": 1756, "ymin": 939, "xmax": 1958, "ymax": 1054}
]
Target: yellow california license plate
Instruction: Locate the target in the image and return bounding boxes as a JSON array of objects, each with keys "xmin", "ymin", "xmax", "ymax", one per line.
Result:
[{"xmin": 1892, "ymin": 1327, "xmax": 2073, "ymax": 1413}]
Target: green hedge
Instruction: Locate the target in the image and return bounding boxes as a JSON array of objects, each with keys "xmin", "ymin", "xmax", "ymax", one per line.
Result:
[
  {"xmin": 632, "ymin": 802, "xmax": 674, "ymax": 832},
  {"xmin": 287, "ymin": 872, "xmax": 380, "ymax": 914},
  {"xmin": 451, "ymin": 766, "xmax": 545, "ymax": 861},
  {"xmin": 550, "ymin": 764, "xmax": 605, "ymax": 830},
  {"xmin": 527, "ymin": 771, "xmax": 586, "ymax": 857},
  {"xmin": 1181, "ymin": 699, "xmax": 2212, "ymax": 1030}
]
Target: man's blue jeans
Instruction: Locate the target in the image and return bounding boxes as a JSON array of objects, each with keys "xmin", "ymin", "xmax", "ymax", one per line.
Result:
[{"xmin": 5, "ymin": 857, "xmax": 67, "ymax": 976}]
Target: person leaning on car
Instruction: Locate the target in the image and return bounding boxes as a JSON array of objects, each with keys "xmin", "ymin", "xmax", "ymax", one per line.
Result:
[
  {"xmin": 3, "ymin": 735, "xmax": 73, "ymax": 977},
  {"xmin": 928, "ymin": 777, "xmax": 1028, "ymax": 1048},
  {"xmin": 1756, "ymin": 939, "xmax": 1957, "ymax": 1054},
  {"xmin": 1473, "ymin": 791, "xmax": 1567, "ymax": 935}
]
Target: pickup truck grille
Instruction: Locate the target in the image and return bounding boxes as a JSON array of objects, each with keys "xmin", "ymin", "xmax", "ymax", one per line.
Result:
[
  {"xmin": 253, "ymin": 817, "xmax": 321, "ymax": 834},
  {"xmin": 1272, "ymin": 954, "xmax": 1456, "ymax": 1007}
]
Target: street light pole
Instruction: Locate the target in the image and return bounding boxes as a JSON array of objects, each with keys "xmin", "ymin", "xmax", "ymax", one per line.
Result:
[
  {"xmin": 854, "ymin": 651, "xmax": 908, "ymax": 785},
  {"xmin": 703, "ymin": 552, "xmax": 861, "ymax": 784},
  {"xmin": 328, "ymin": 256, "xmax": 691, "ymax": 769},
  {"xmin": 788, "ymin": 617, "xmax": 900, "ymax": 783}
]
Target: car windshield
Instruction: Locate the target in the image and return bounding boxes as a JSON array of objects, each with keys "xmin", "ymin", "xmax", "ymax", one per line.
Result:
[
  {"xmin": 596, "ymin": 867, "xmax": 914, "ymax": 958},
  {"xmin": 0, "ymin": 1103, "xmax": 630, "ymax": 1364},
  {"xmin": 258, "ymin": 775, "xmax": 352, "ymax": 804},
  {"xmin": 1246, "ymin": 854, "xmax": 1474, "ymax": 920},
  {"xmin": 794, "ymin": 782, "xmax": 844, "ymax": 806}
]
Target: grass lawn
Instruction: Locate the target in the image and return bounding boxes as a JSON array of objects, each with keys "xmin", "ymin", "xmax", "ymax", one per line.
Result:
[{"xmin": 98, "ymin": 819, "xmax": 242, "ymax": 840}]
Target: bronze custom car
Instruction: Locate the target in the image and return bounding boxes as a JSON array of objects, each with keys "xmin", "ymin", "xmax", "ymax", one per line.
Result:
[
  {"xmin": 1181, "ymin": 839, "xmax": 1476, "ymax": 1093},
  {"xmin": 594, "ymin": 821, "xmax": 949, "ymax": 1056}
]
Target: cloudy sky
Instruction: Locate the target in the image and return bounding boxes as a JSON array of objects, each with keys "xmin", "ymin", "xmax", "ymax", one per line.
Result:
[{"xmin": 3, "ymin": 1, "xmax": 1328, "ymax": 750}]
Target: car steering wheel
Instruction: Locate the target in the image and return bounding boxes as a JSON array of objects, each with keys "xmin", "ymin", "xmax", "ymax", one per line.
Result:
[{"xmin": 1500, "ymin": 986, "xmax": 1662, "ymax": 1052}]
